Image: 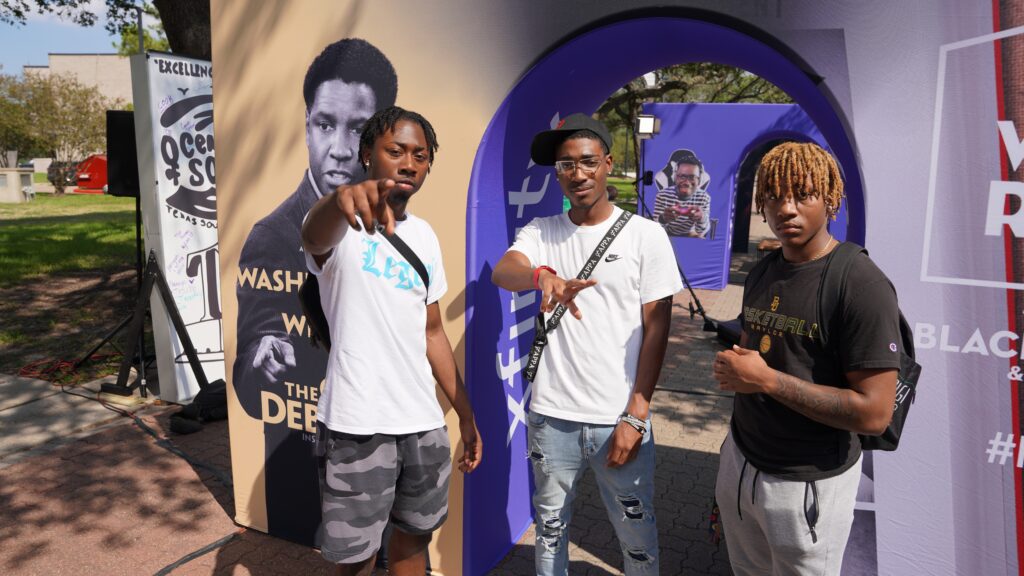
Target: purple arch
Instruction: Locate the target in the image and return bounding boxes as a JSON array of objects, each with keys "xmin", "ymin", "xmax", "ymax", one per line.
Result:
[{"xmin": 463, "ymin": 15, "xmax": 861, "ymax": 575}]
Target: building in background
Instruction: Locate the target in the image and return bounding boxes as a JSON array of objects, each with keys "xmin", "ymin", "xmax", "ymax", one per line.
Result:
[{"xmin": 24, "ymin": 53, "xmax": 132, "ymax": 103}]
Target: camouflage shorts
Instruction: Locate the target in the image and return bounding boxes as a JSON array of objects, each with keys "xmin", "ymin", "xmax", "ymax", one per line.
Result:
[{"xmin": 317, "ymin": 423, "xmax": 451, "ymax": 564}]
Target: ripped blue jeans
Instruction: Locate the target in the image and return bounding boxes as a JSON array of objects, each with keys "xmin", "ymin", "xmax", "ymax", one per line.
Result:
[{"xmin": 527, "ymin": 411, "xmax": 658, "ymax": 575}]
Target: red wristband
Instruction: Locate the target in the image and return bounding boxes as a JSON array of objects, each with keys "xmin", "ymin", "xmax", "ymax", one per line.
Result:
[{"xmin": 532, "ymin": 266, "xmax": 557, "ymax": 289}]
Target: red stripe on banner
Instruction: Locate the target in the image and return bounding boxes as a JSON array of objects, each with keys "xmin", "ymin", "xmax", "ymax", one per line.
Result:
[{"xmin": 992, "ymin": 2, "xmax": 1024, "ymax": 572}]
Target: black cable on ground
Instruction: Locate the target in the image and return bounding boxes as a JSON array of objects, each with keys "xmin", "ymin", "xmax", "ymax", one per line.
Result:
[
  {"xmin": 58, "ymin": 383, "xmax": 135, "ymax": 418},
  {"xmin": 40, "ymin": 354, "xmax": 139, "ymax": 420},
  {"xmin": 132, "ymin": 415, "xmax": 234, "ymax": 488},
  {"xmin": 152, "ymin": 530, "xmax": 245, "ymax": 576}
]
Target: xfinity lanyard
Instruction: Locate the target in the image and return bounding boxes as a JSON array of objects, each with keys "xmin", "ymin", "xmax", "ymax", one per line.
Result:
[{"xmin": 523, "ymin": 210, "xmax": 632, "ymax": 383}]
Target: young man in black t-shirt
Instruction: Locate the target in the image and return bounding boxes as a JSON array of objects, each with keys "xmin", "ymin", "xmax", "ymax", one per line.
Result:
[{"xmin": 712, "ymin": 142, "xmax": 900, "ymax": 575}]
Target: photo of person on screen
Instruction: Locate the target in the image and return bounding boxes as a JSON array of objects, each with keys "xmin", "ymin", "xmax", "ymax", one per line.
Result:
[{"xmin": 652, "ymin": 148, "xmax": 711, "ymax": 238}]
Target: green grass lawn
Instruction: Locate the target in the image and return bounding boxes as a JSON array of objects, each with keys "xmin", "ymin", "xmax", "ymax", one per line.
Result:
[
  {"xmin": 0, "ymin": 193, "xmax": 141, "ymax": 379},
  {"xmin": 0, "ymin": 194, "xmax": 136, "ymax": 287},
  {"xmin": 608, "ymin": 175, "xmax": 639, "ymax": 214},
  {"xmin": 33, "ymin": 172, "xmax": 47, "ymax": 184}
]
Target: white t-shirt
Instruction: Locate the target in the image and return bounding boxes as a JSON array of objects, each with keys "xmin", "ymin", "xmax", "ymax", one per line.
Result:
[
  {"xmin": 305, "ymin": 213, "xmax": 447, "ymax": 435},
  {"xmin": 508, "ymin": 206, "xmax": 683, "ymax": 425}
]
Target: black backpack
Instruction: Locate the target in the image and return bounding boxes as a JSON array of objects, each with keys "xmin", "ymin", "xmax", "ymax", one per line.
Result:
[{"xmin": 747, "ymin": 242, "xmax": 921, "ymax": 451}]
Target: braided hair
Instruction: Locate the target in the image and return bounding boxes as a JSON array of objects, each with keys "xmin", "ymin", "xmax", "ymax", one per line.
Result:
[
  {"xmin": 358, "ymin": 106, "xmax": 439, "ymax": 168},
  {"xmin": 754, "ymin": 142, "xmax": 845, "ymax": 221}
]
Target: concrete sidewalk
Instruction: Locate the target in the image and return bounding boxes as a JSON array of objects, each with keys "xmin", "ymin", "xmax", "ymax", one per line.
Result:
[{"xmin": 0, "ymin": 284, "xmax": 745, "ymax": 575}]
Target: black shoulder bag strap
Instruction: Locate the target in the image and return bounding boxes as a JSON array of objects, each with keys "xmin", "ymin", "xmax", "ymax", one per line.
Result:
[
  {"xmin": 523, "ymin": 210, "xmax": 633, "ymax": 383},
  {"xmin": 380, "ymin": 228, "xmax": 431, "ymax": 301},
  {"xmin": 298, "ymin": 229, "xmax": 430, "ymax": 352}
]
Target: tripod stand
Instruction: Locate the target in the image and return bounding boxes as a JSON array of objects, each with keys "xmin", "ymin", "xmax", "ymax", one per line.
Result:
[
  {"xmin": 677, "ymin": 262, "xmax": 717, "ymax": 332},
  {"xmin": 635, "ymin": 151, "xmax": 715, "ymax": 333},
  {"xmin": 100, "ymin": 250, "xmax": 214, "ymax": 397},
  {"xmin": 75, "ymin": 191, "xmax": 151, "ymax": 395}
]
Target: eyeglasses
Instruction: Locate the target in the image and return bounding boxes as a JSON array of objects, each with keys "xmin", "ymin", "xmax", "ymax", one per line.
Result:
[
  {"xmin": 554, "ymin": 157, "xmax": 603, "ymax": 175},
  {"xmin": 676, "ymin": 174, "xmax": 699, "ymax": 183}
]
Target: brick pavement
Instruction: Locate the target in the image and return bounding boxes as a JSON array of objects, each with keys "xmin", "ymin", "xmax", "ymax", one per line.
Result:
[
  {"xmin": 0, "ymin": 407, "xmax": 238, "ymax": 575},
  {"xmin": 0, "ymin": 289, "xmax": 746, "ymax": 576}
]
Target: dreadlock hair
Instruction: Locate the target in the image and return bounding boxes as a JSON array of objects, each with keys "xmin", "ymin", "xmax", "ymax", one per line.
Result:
[
  {"xmin": 359, "ymin": 106, "xmax": 440, "ymax": 170},
  {"xmin": 754, "ymin": 141, "xmax": 845, "ymax": 221},
  {"xmin": 303, "ymin": 38, "xmax": 398, "ymax": 111}
]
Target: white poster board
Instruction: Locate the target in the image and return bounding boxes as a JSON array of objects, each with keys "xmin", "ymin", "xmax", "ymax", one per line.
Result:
[{"xmin": 130, "ymin": 52, "xmax": 223, "ymax": 403}]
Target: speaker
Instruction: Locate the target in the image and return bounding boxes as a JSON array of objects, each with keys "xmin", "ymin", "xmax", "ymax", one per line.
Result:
[{"xmin": 106, "ymin": 110, "xmax": 139, "ymax": 197}]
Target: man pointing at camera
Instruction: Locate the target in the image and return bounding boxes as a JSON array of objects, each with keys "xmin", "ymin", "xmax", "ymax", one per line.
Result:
[{"xmin": 302, "ymin": 106, "xmax": 481, "ymax": 576}]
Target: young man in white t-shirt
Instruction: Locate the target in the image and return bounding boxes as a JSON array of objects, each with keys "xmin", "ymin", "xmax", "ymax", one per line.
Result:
[
  {"xmin": 492, "ymin": 113, "xmax": 682, "ymax": 576},
  {"xmin": 301, "ymin": 106, "xmax": 481, "ymax": 576}
]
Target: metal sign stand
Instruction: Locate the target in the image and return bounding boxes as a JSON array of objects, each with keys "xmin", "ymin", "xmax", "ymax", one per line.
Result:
[{"xmin": 100, "ymin": 250, "xmax": 212, "ymax": 397}]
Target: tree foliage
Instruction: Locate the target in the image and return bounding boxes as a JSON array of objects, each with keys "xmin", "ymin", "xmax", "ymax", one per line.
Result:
[
  {"xmin": 0, "ymin": 75, "xmax": 44, "ymax": 167},
  {"xmin": 0, "ymin": 73, "xmax": 124, "ymax": 191},
  {"xmin": 597, "ymin": 62, "xmax": 793, "ymax": 175},
  {"xmin": 0, "ymin": 0, "xmax": 210, "ymax": 59},
  {"xmin": 113, "ymin": 3, "xmax": 170, "ymax": 56}
]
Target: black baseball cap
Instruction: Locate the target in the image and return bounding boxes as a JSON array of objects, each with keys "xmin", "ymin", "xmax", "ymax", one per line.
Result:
[{"xmin": 530, "ymin": 113, "xmax": 613, "ymax": 166}]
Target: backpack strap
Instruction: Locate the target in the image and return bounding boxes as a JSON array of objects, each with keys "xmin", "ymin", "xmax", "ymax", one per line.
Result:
[
  {"xmin": 817, "ymin": 242, "xmax": 921, "ymax": 451},
  {"xmin": 818, "ymin": 241, "xmax": 917, "ymax": 365},
  {"xmin": 816, "ymin": 241, "xmax": 867, "ymax": 350}
]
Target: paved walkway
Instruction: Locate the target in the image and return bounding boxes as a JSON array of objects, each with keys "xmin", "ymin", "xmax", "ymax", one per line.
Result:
[{"xmin": 0, "ymin": 234, "xmax": 769, "ymax": 574}]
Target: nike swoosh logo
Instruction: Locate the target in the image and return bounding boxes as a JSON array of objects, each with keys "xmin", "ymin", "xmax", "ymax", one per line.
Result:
[{"xmin": 605, "ymin": 254, "xmax": 622, "ymax": 263}]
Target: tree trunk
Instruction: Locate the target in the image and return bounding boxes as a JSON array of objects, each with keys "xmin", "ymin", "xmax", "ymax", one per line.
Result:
[{"xmin": 153, "ymin": 0, "xmax": 211, "ymax": 61}]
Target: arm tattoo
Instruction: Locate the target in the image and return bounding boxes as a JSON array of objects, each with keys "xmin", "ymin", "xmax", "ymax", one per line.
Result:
[{"xmin": 773, "ymin": 371, "xmax": 856, "ymax": 427}]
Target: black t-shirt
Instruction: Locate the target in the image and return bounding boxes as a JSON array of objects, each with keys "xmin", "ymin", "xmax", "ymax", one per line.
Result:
[{"xmin": 731, "ymin": 249, "xmax": 901, "ymax": 481}]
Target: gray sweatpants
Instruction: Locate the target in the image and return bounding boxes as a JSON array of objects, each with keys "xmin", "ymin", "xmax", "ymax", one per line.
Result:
[{"xmin": 715, "ymin": 432, "xmax": 861, "ymax": 576}]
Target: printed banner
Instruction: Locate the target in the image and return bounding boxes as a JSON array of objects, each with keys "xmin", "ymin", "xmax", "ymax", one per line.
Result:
[
  {"xmin": 464, "ymin": 19, "xmax": 861, "ymax": 574},
  {"xmin": 130, "ymin": 52, "xmax": 223, "ymax": 403}
]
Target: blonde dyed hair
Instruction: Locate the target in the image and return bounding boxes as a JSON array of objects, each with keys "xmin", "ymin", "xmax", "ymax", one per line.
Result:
[{"xmin": 754, "ymin": 142, "xmax": 845, "ymax": 221}]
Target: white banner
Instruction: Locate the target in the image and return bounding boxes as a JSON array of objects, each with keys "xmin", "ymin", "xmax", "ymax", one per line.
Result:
[{"xmin": 131, "ymin": 52, "xmax": 223, "ymax": 403}]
